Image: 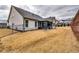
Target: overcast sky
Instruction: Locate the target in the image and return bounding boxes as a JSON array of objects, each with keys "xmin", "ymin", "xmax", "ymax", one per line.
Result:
[{"xmin": 0, "ymin": 5, "xmax": 79, "ymax": 20}]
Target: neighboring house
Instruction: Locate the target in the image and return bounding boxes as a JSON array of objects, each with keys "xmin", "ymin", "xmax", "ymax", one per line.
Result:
[
  {"xmin": 57, "ymin": 19, "xmax": 72, "ymax": 27},
  {"xmin": 8, "ymin": 6, "xmax": 57, "ymax": 31},
  {"xmin": 71, "ymin": 10, "xmax": 79, "ymax": 41},
  {"xmin": 0, "ymin": 20, "xmax": 7, "ymax": 28},
  {"xmin": 56, "ymin": 20, "xmax": 63, "ymax": 27},
  {"xmin": 62, "ymin": 20, "xmax": 72, "ymax": 26}
]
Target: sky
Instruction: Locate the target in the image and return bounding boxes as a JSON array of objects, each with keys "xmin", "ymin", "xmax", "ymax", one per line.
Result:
[{"xmin": 0, "ymin": 5, "xmax": 79, "ymax": 20}]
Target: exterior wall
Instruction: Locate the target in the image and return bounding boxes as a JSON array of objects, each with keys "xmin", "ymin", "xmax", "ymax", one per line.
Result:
[
  {"xmin": 71, "ymin": 14, "xmax": 79, "ymax": 32},
  {"xmin": 24, "ymin": 19, "xmax": 38, "ymax": 31},
  {"xmin": 52, "ymin": 23, "xmax": 56, "ymax": 28},
  {"xmin": 8, "ymin": 7, "xmax": 24, "ymax": 30},
  {"xmin": 73, "ymin": 14, "xmax": 79, "ymax": 26},
  {"xmin": 52, "ymin": 19, "xmax": 57, "ymax": 28},
  {"xmin": 71, "ymin": 11, "xmax": 79, "ymax": 41}
]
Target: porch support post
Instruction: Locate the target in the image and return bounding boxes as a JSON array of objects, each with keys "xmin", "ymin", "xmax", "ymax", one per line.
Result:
[{"xmin": 23, "ymin": 18, "xmax": 25, "ymax": 31}]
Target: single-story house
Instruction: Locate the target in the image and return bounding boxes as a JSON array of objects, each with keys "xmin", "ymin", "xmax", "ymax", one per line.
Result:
[
  {"xmin": 0, "ymin": 20, "xmax": 7, "ymax": 28},
  {"xmin": 8, "ymin": 6, "xmax": 57, "ymax": 31},
  {"xmin": 62, "ymin": 20, "xmax": 72, "ymax": 26}
]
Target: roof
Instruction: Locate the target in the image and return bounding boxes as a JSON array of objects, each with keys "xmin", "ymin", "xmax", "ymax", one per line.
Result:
[
  {"xmin": 8, "ymin": 6, "xmax": 57, "ymax": 22},
  {"xmin": 12, "ymin": 6, "xmax": 43, "ymax": 21},
  {"xmin": 72, "ymin": 10, "xmax": 79, "ymax": 22},
  {"xmin": 43, "ymin": 17, "xmax": 57, "ymax": 21}
]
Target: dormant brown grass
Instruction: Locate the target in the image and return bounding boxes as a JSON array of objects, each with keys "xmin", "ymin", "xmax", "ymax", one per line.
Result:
[{"xmin": 0, "ymin": 27, "xmax": 79, "ymax": 52}]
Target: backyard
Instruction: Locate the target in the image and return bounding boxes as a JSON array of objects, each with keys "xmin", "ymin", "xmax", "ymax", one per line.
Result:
[{"xmin": 0, "ymin": 27, "xmax": 79, "ymax": 52}]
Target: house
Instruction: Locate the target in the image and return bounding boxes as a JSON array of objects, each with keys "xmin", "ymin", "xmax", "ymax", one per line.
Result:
[
  {"xmin": 71, "ymin": 10, "xmax": 79, "ymax": 40},
  {"xmin": 57, "ymin": 18, "xmax": 72, "ymax": 27},
  {"xmin": 61, "ymin": 20, "xmax": 72, "ymax": 26},
  {"xmin": 0, "ymin": 20, "xmax": 7, "ymax": 28},
  {"xmin": 8, "ymin": 6, "xmax": 57, "ymax": 31},
  {"xmin": 8, "ymin": 5, "xmax": 43, "ymax": 31}
]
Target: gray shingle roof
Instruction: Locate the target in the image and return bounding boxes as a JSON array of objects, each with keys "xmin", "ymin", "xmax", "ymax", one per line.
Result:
[{"xmin": 12, "ymin": 6, "xmax": 43, "ymax": 21}]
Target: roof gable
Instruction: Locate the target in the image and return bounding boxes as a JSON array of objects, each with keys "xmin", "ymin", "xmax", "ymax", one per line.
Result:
[
  {"xmin": 71, "ymin": 10, "xmax": 79, "ymax": 27},
  {"xmin": 72, "ymin": 10, "xmax": 79, "ymax": 22}
]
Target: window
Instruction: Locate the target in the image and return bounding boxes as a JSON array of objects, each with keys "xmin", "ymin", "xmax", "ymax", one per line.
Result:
[
  {"xmin": 25, "ymin": 20, "xmax": 28, "ymax": 27},
  {"xmin": 35, "ymin": 21, "xmax": 37, "ymax": 27}
]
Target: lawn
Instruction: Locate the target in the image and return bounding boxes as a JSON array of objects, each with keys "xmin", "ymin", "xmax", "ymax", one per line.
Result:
[
  {"xmin": 0, "ymin": 27, "xmax": 79, "ymax": 52},
  {"xmin": 0, "ymin": 28, "xmax": 17, "ymax": 38}
]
